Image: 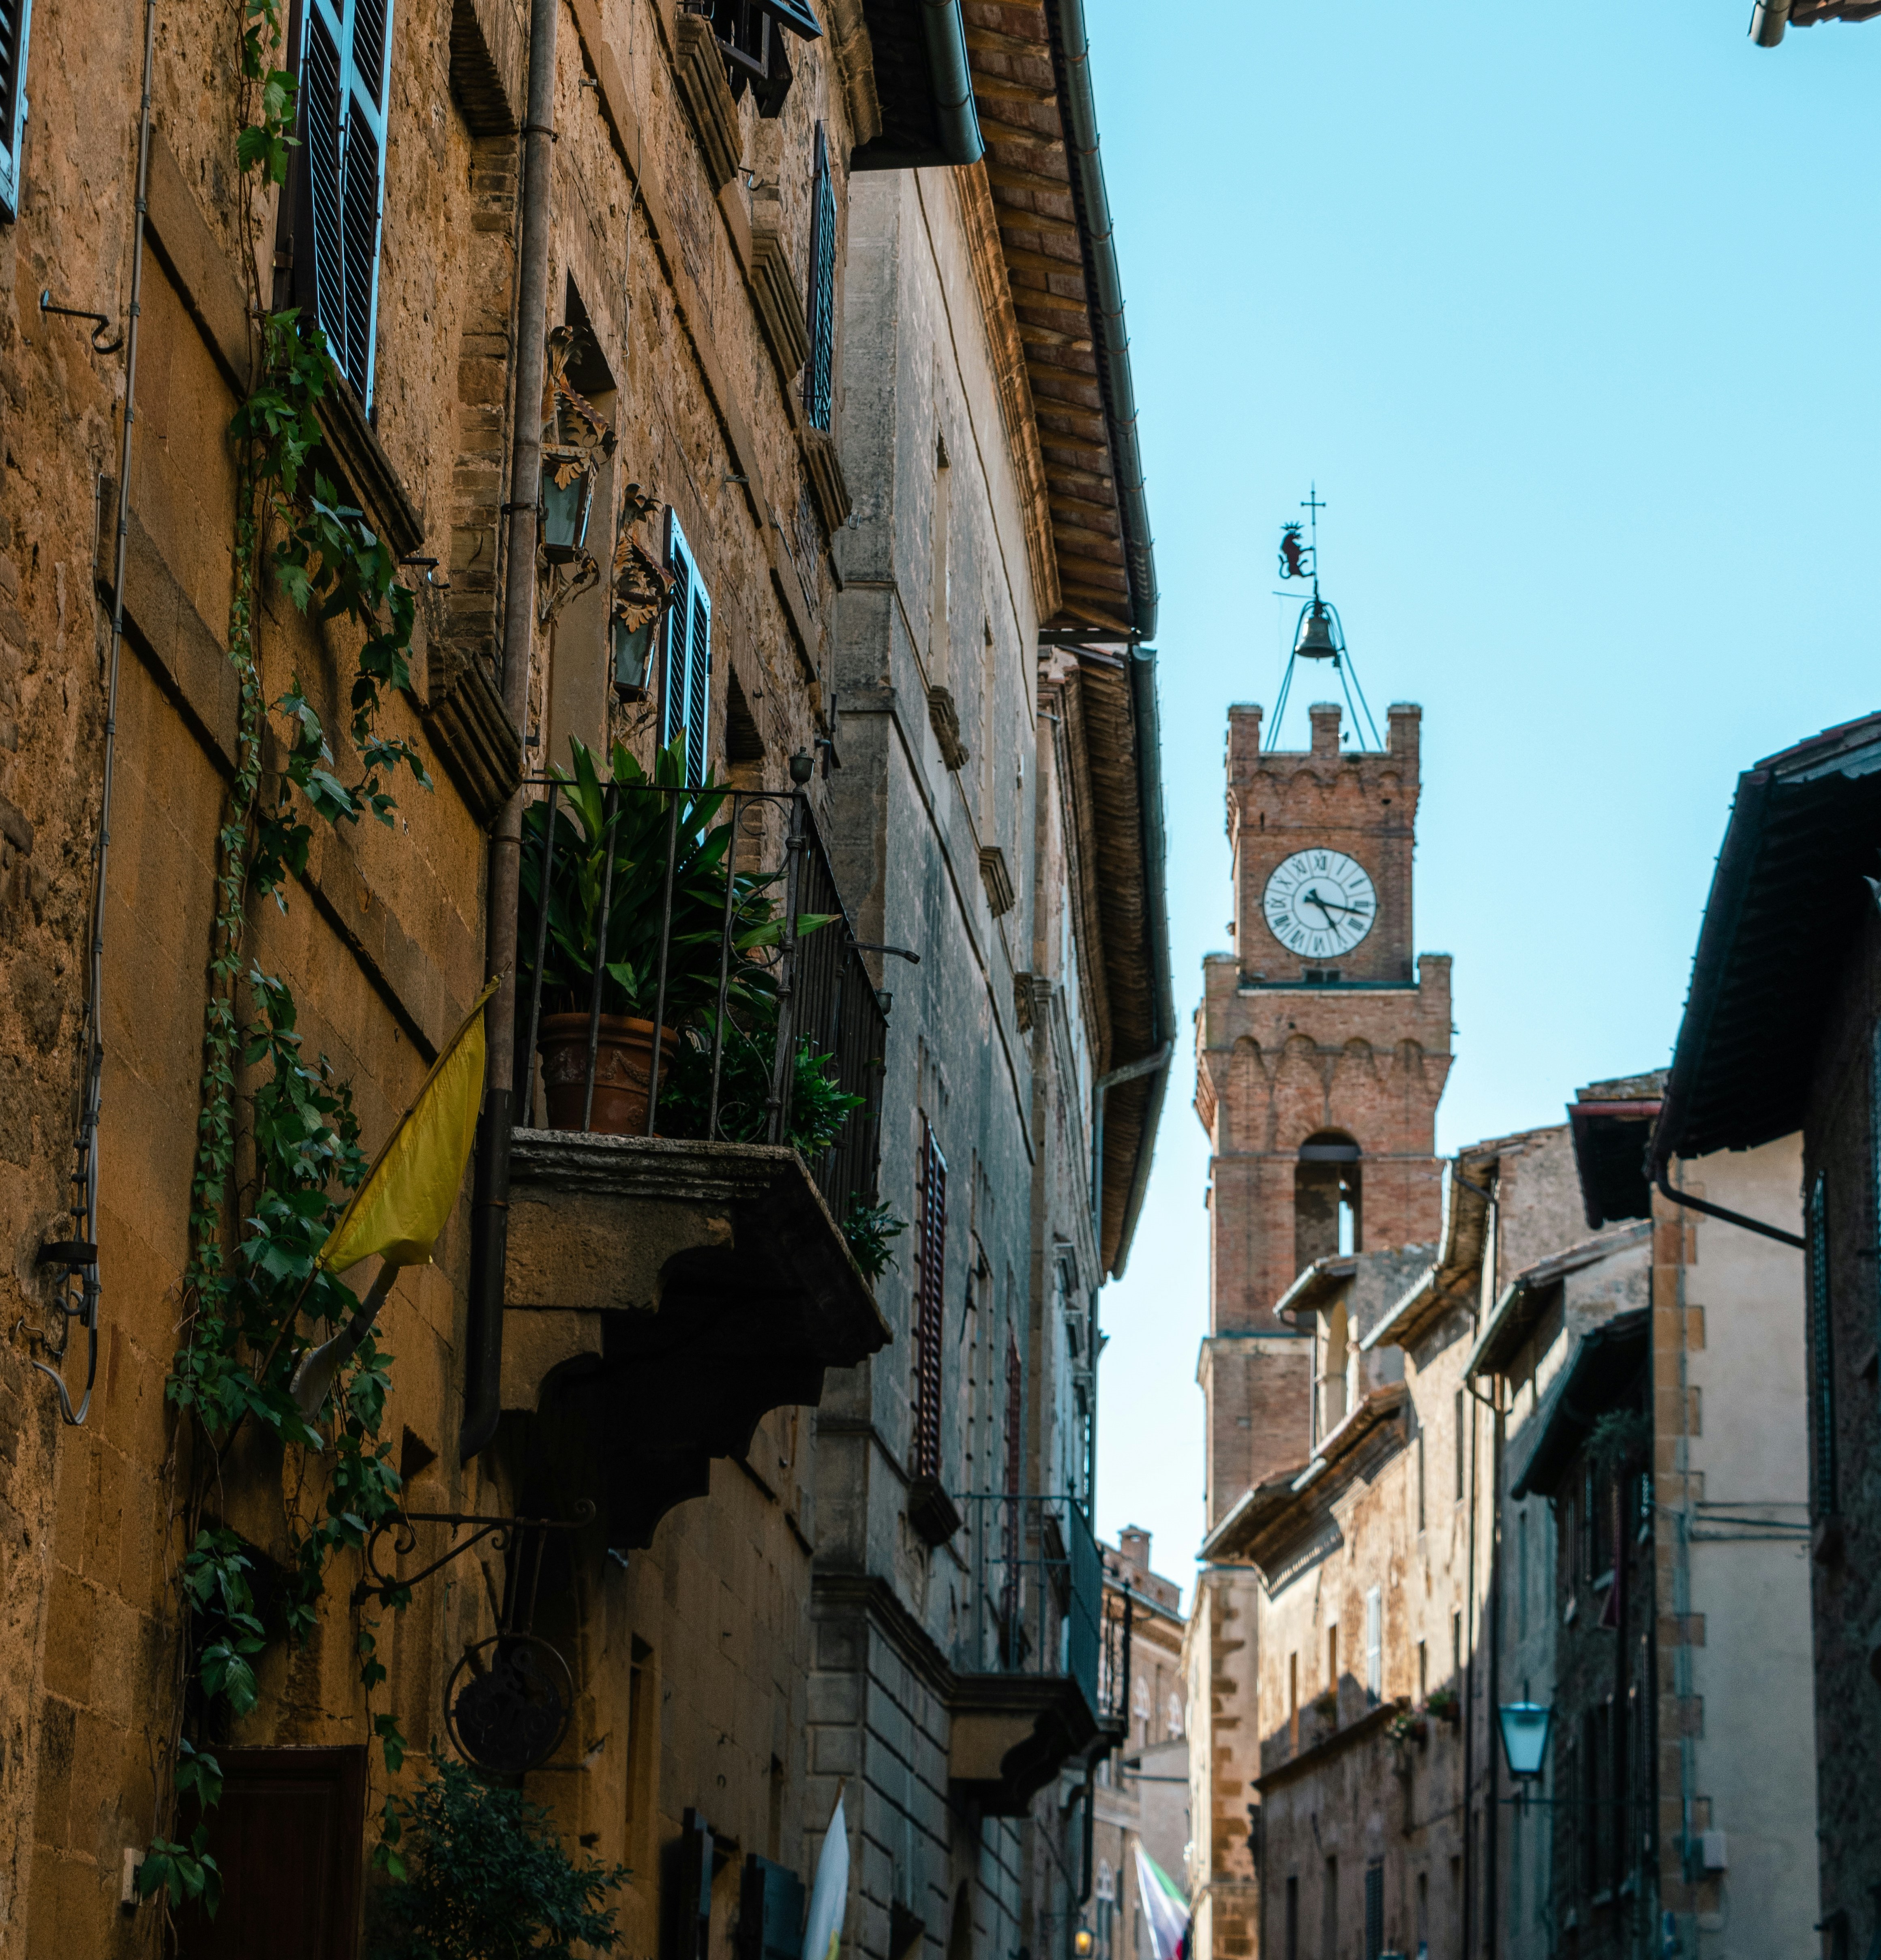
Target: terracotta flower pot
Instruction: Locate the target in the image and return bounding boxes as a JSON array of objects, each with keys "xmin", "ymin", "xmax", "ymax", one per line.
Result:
[{"xmin": 537, "ymin": 1013, "xmax": 679, "ymax": 1136}]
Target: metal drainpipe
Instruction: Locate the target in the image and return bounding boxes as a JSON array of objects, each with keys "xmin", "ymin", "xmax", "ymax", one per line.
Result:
[
  {"xmin": 29, "ymin": 0, "xmax": 159, "ymax": 1425},
  {"xmin": 1750, "ymin": 0, "xmax": 1791, "ymax": 46},
  {"xmin": 915, "ymin": 0, "xmax": 983, "ymax": 165},
  {"xmin": 461, "ymin": 0, "xmax": 557, "ymax": 1463},
  {"xmin": 1466, "ymin": 1370, "xmax": 1505, "ymax": 1956},
  {"xmin": 1652, "ymin": 1166, "xmax": 1803, "ymax": 1251},
  {"xmin": 1461, "ymin": 1181, "xmax": 1496, "ymax": 1960}
]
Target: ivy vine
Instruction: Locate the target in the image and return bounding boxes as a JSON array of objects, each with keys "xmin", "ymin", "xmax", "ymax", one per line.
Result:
[{"xmin": 141, "ymin": 0, "xmax": 431, "ymax": 1914}]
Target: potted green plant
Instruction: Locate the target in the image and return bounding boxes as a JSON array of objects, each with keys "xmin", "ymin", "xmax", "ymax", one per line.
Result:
[{"xmin": 519, "ymin": 736, "xmax": 826, "ymax": 1135}]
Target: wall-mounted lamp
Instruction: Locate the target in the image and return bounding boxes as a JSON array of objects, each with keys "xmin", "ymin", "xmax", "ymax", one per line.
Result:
[{"xmin": 1497, "ymin": 1701, "xmax": 1552, "ymax": 1782}]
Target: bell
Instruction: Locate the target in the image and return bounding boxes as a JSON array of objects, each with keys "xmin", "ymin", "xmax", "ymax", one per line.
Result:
[{"xmin": 1294, "ymin": 599, "xmax": 1339, "ymax": 660}]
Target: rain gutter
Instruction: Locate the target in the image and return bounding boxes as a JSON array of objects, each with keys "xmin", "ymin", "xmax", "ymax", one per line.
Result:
[
  {"xmin": 919, "ymin": 0, "xmax": 984, "ymax": 164},
  {"xmin": 1101, "ymin": 645, "xmax": 1172, "ymax": 1276}
]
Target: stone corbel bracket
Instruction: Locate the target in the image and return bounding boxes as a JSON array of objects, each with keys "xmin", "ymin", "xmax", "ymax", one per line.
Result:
[
  {"xmin": 503, "ymin": 1131, "xmax": 891, "ymax": 1548},
  {"xmin": 674, "ymin": 12, "xmax": 743, "ymax": 193}
]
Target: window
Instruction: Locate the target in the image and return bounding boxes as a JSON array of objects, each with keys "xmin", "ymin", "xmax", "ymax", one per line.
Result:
[
  {"xmin": 929, "ymin": 434, "xmax": 951, "ymax": 675},
  {"xmin": 1289, "ymin": 1650, "xmax": 1299, "ymax": 1747},
  {"xmin": 803, "ymin": 122, "xmax": 836, "ymax": 429},
  {"xmin": 1415, "ymin": 1427, "xmax": 1426, "ymax": 1531},
  {"xmin": 1454, "ymin": 1388, "xmax": 1467, "ymax": 1500},
  {"xmin": 1284, "ymin": 1874, "xmax": 1299, "ymax": 1960},
  {"xmin": 1363, "ymin": 1862, "xmax": 1384, "ymax": 1960},
  {"xmin": 1167, "ymin": 1692, "xmax": 1183, "ymax": 1739},
  {"xmin": 662, "ymin": 509, "xmax": 712, "ymax": 781},
  {"xmin": 1808, "ymin": 1170, "xmax": 1836, "ymax": 1517},
  {"xmin": 1326, "ymin": 1621, "xmax": 1339, "ymax": 1691},
  {"xmin": 1579, "ymin": 1707, "xmax": 1602, "ymax": 1894},
  {"xmin": 0, "ymin": 0, "xmax": 33, "ymax": 222},
  {"xmin": 1003, "ymin": 1328, "xmax": 1023, "ymax": 1500},
  {"xmin": 1364, "ymin": 1587, "xmax": 1382, "ymax": 1701},
  {"xmin": 1295, "ymin": 1133, "xmax": 1361, "ymax": 1272},
  {"xmin": 299, "ymin": 0, "xmax": 395, "ymax": 405},
  {"xmin": 1415, "ymin": 1638, "xmax": 1427, "ymax": 1703},
  {"xmin": 709, "ymin": 0, "xmax": 817, "ymax": 116},
  {"xmin": 1321, "ymin": 1856, "xmax": 1339, "ymax": 1960},
  {"xmin": 1516, "ymin": 1510, "xmax": 1529, "ymax": 1641},
  {"xmin": 912, "ymin": 1117, "xmax": 947, "ymax": 1480}
]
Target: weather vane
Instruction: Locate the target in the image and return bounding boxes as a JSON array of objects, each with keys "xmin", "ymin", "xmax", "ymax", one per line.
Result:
[
  {"xmin": 1267, "ymin": 485, "xmax": 1383, "ymax": 753},
  {"xmin": 1277, "ymin": 485, "xmax": 1325, "ymax": 583}
]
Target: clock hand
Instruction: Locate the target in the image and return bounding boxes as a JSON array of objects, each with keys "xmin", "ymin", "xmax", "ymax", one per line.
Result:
[{"xmin": 1303, "ymin": 888, "xmax": 1367, "ymax": 920}]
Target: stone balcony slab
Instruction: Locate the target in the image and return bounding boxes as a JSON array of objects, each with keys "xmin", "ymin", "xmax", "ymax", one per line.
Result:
[{"xmin": 503, "ymin": 1130, "xmax": 891, "ymax": 1547}]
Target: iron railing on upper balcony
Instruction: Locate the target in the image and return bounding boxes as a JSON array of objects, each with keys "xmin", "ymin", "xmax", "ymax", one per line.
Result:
[
  {"xmin": 515, "ymin": 759, "xmax": 885, "ymax": 1227},
  {"xmin": 953, "ymin": 1493, "xmax": 1101, "ymax": 1714}
]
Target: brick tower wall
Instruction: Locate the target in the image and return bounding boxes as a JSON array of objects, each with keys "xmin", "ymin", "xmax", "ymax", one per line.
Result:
[{"xmin": 1193, "ymin": 699, "xmax": 1452, "ymax": 1519}]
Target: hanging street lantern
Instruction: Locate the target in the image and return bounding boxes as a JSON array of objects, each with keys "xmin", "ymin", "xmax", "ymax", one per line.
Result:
[
  {"xmin": 1498, "ymin": 1701, "xmax": 1553, "ymax": 1781},
  {"xmin": 539, "ymin": 324, "xmax": 617, "ymax": 567},
  {"xmin": 611, "ymin": 482, "xmax": 673, "ymax": 700},
  {"xmin": 539, "ymin": 446, "xmax": 597, "ymax": 563}
]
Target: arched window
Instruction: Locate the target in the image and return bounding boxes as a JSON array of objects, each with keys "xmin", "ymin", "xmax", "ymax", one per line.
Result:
[
  {"xmin": 1167, "ymin": 1692, "xmax": 1184, "ymax": 1738},
  {"xmin": 1295, "ymin": 1132, "xmax": 1362, "ymax": 1272}
]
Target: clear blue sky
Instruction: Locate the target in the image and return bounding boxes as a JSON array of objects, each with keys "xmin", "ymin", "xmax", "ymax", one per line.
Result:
[{"xmin": 1088, "ymin": 2, "xmax": 1881, "ymax": 1603}]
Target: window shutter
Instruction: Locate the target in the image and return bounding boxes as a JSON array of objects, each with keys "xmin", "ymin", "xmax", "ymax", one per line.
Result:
[
  {"xmin": 803, "ymin": 122, "xmax": 836, "ymax": 431},
  {"xmin": 0, "ymin": 0, "xmax": 34, "ymax": 223},
  {"xmin": 662, "ymin": 510, "xmax": 712, "ymax": 780},
  {"xmin": 913, "ymin": 1117, "xmax": 947, "ymax": 1479},
  {"xmin": 1364, "ymin": 1586, "xmax": 1382, "ymax": 1700},
  {"xmin": 739, "ymin": 1855, "xmax": 808, "ymax": 1960},
  {"xmin": 301, "ymin": 0, "xmax": 394, "ymax": 406},
  {"xmin": 678, "ymin": 1810, "xmax": 713, "ymax": 1960}
]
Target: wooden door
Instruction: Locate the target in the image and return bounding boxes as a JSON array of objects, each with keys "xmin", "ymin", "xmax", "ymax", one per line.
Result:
[{"xmin": 177, "ymin": 1746, "xmax": 367, "ymax": 1960}]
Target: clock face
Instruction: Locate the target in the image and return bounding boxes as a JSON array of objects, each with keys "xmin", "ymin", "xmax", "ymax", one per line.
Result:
[{"xmin": 1262, "ymin": 850, "xmax": 1377, "ymax": 960}]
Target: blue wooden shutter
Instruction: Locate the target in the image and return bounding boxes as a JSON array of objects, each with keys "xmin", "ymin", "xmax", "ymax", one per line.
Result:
[
  {"xmin": 303, "ymin": 0, "xmax": 393, "ymax": 405},
  {"xmin": 0, "ymin": 0, "xmax": 34, "ymax": 223},
  {"xmin": 803, "ymin": 123, "xmax": 836, "ymax": 430},
  {"xmin": 662, "ymin": 510, "xmax": 712, "ymax": 780}
]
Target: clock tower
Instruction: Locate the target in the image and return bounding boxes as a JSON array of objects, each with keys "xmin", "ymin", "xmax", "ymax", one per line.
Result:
[
  {"xmin": 1196, "ymin": 695, "xmax": 1450, "ymax": 1508},
  {"xmin": 1188, "ymin": 697, "xmax": 1451, "ymax": 1959}
]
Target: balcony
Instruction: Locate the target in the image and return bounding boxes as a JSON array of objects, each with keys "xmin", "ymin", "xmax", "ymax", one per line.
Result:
[
  {"xmin": 947, "ymin": 1494, "xmax": 1104, "ymax": 1814},
  {"xmin": 499, "ymin": 754, "xmax": 892, "ymax": 1548}
]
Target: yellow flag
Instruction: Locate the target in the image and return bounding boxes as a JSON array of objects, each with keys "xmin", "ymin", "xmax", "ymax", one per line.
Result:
[{"xmin": 317, "ymin": 976, "xmax": 501, "ymax": 1273}]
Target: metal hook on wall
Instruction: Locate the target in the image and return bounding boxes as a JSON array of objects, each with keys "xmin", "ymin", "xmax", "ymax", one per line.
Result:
[{"xmin": 39, "ymin": 290, "xmax": 125, "ymax": 356}]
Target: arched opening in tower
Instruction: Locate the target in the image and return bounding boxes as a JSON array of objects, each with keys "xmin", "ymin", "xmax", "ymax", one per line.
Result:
[{"xmin": 1295, "ymin": 1132, "xmax": 1362, "ymax": 1273}]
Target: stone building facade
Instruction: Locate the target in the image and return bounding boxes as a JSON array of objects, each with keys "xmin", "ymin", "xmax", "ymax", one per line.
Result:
[
  {"xmin": 1092, "ymin": 1527, "xmax": 1189, "ymax": 1960},
  {"xmin": 1650, "ymin": 713, "xmax": 1880, "ymax": 1959},
  {"xmin": 0, "ymin": 0, "xmax": 1166, "ymax": 1951},
  {"xmin": 1198, "ymin": 1120, "xmax": 1614, "ymax": 1960}
]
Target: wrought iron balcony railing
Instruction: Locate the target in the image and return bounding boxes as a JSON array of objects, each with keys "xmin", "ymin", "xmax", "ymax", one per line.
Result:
[
  {"xmin": 514, "ymin": 759, "xmax": 885, "ymax": 1229},
  {"xmin": 952, "ymin": 1492, "xmax": 1101, "ymax": 1714}
]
